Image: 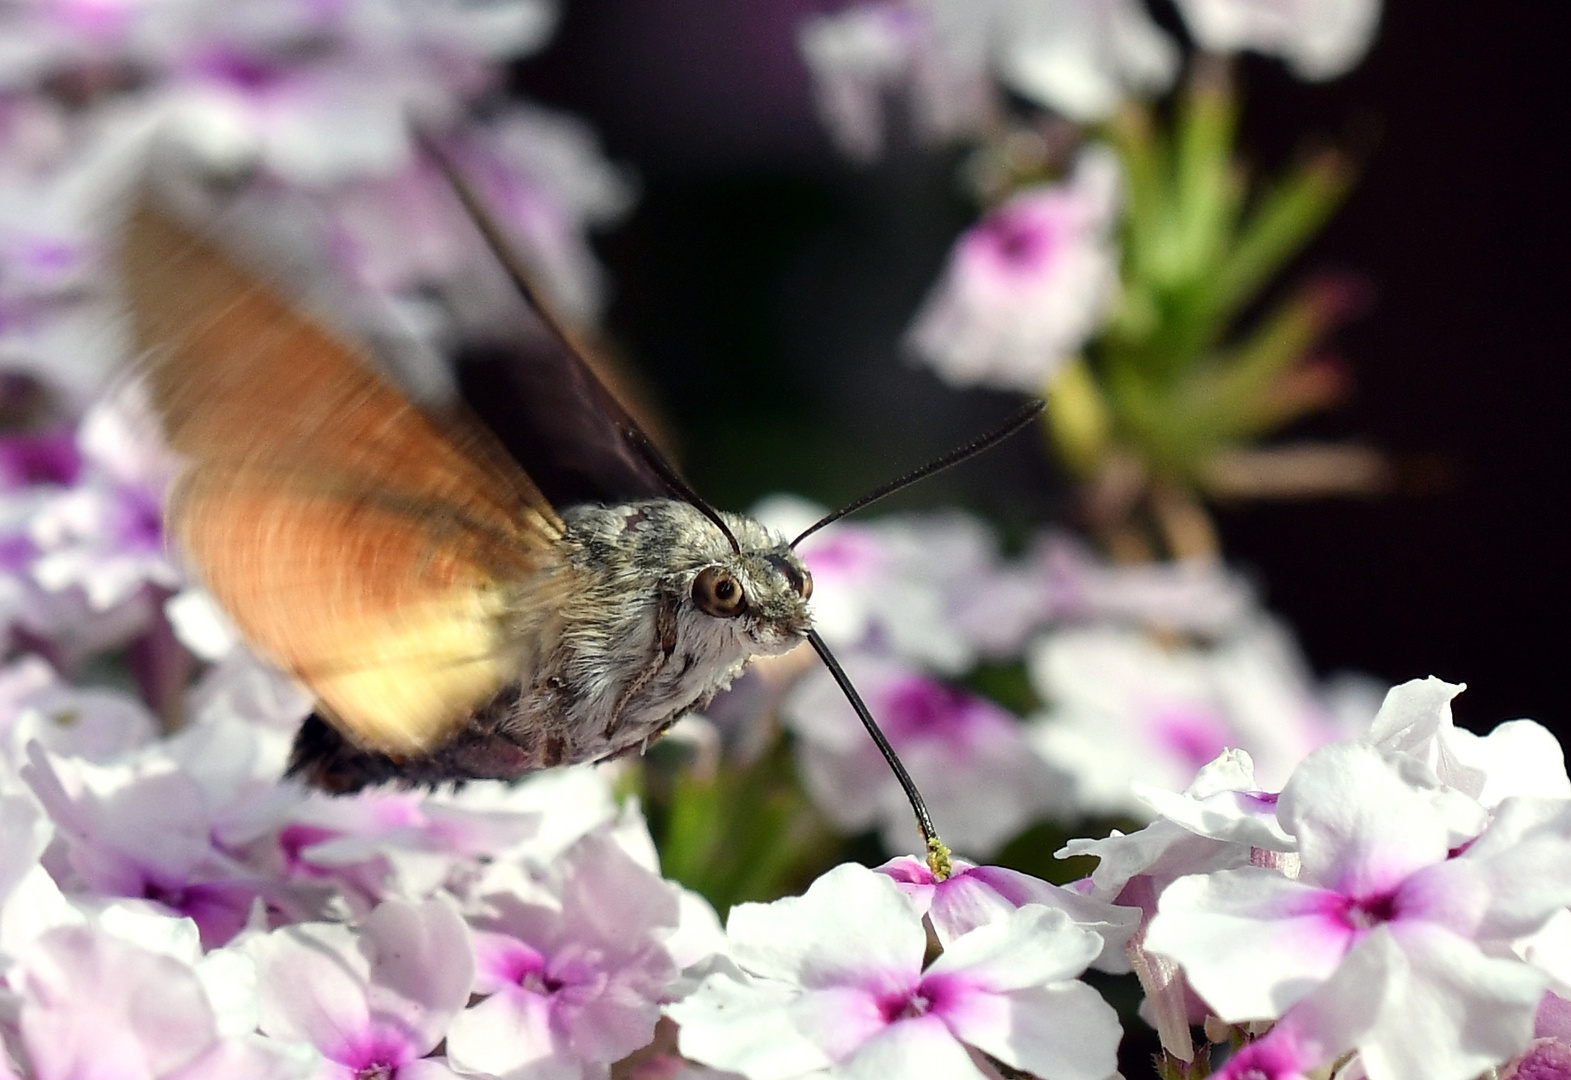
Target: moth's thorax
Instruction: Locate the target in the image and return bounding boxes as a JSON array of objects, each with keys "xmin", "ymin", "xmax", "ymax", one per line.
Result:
[{"xmin": 486, "ymin": 498, "xmax": 813, "ymax": 770}]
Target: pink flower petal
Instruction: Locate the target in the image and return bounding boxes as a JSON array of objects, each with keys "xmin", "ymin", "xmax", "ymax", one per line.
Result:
[{"xmin": 1146, "ymin": 869, "xmax": 1354, "ymax": 1021}]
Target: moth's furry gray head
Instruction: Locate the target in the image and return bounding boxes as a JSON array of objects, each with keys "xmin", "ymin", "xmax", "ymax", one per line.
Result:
[{"xmin": 563, "ymin": 499, "xmax": 813, "ymax": 657}]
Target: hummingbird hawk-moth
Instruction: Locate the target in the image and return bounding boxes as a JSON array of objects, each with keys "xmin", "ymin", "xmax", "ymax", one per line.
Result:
[{"xmin": 121, "ymin": 156, "xmax": 1039, "ymax": 815}]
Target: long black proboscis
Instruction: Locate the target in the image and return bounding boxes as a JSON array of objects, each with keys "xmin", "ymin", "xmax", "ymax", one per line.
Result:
[
  {"xmin": 807, "ymin": 629, "xmax": 952, "ymax": 879},
  {"xmin": 792, "ymin": 398, "xmax": 1046, "ymax": 549}
]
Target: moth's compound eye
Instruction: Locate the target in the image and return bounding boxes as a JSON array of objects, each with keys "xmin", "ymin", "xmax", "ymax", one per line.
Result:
[
  {"xmin": 693, "ymin": 566, "xmax": 748, "ymax": 618},
  {"xmin": 768, "ymin": 554, "xmax": 813, "ymax": 600}
]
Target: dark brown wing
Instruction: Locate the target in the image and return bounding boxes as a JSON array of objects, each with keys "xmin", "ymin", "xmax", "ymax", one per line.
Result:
[
  {"xmin": 422, "ymin": 138, "xmax": 675, "ymax": 506},
  {"xmin": 123, "ymin": 197, "xmax": 568, "ymax": 754}
]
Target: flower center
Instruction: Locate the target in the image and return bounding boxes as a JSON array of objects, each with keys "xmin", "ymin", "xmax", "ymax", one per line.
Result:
[
  {"xmin": 978, "ymin": 208, "xmax": 1055, "ymax": 269},
  {"xmin": 1343, "ymin": 891, "xmax": 1398, "ymax": 930},
  {"xmin": 356, "ymin": 1065, "xmax": 394, "ymax": 1080},
  {"xmin": 520, "ymin": 970, "xmax": 565, "ymax": 995},
  {"xmin": 879, "ymin": 989, "xmax": 932, "ymax": 1024}
]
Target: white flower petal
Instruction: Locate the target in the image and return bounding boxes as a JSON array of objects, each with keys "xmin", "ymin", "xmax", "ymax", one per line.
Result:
[
  {"xmin": 1146, "ymin": 869, "xmax": 1353, "ymax": 1021},
  {"xmin": 725, "ymin": 864, "xmax": 926, "ymax": 989}
]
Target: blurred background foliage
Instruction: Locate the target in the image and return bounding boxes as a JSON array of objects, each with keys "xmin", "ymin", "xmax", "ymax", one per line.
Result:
[{"xmin": 513, "ymin": 1, "xmax": 1571, "ymax": 734}]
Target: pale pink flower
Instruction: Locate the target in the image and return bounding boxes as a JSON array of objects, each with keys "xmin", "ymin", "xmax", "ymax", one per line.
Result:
[
  {"xmin": 784, "ymin": 653, "xmax": 1064, "ymax": 857},
  {"xmin": 28, "ymin": 384, "xmax": 182, "ymax": 612},
  {"xmin": 248, "ymin": 898, "xmax": 475, "ymax": 1080},
  {"xmin": 798, "ymin": 0, "xmax": 1176, "ymax": 160},
  {"xmin": 1362, "ymin": 677, "xmax": 1571, "ymax": 808},
  {"xmin": 985, "ymin": 0, "xmax": 1180, "ymax": 121},
  {"xmin": 0, "ymin": 654, "xmax": 157, "ymax": 771},
  {"xmin": 797, "ymin": 2, "xmax": 995, "ymax": 161},
  {"xmin": 1147, "ymin": 741, "xmax": 1571, "ymax": 1080},
  {"xmin": 10, "ymin": 921, "xmax": 306, "ymax": 1080},
  {"xmin": 668, "ymin": 862, "xmax": 1122, "ymax": 1080},
  {"xmin": 445, "ymin": 832, "xmax": 681, "ymax": 1080},
  {"xmin": 751, "ymin": 498, "xmax": 1009, "ymax": 675},
  {"xmin": 21, "ymin": 742, "xmax": 282, "ymax": 946},
  {"xmin": 325, "ymin": 104, "xmax": 633, "ymax": 329},
  {"xmin": 1173, "ymin": 0, "xmax": 1381, "ymax": 80},
  {"xmin": 1028, "ymin": 619, "xmax": 1376, "ymax": 817},
  {"xmin": 906, "ymin": 147, "xmax": 1122, "ymax": 393},
  {"xmin": 1058, "ymin": 749, "xmax": 1276, "ymax": 910}
]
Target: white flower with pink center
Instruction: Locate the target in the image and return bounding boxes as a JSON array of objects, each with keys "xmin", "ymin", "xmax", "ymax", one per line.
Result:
[
  {"xmin": 783, "ymin": 654, "xmax": 1064, "ymax": 857},
  {"xmin": 1028, "ymin": 620, "xmax": 1375, "ymax": 818},
  {"xmin": 668, "ymin": 861, "xmax": 1121, "ymax": 1080},
  {"xmin": 1172, "ymin": 0, "xmax": 1381, "ymax": 80},
  {"xmin": 247, "ymin": 898, "xmax": 474, "ymax": 1080},
  {"xmin": 10, "ymin": 920, "xmax": 306, "ymax": 1080},
  {"xmin": 906, "ymin": 146, "xmax": 1121, "ymax": 393},
  {"xmin": 445, "ymin": 832, "xmax": 681, "ymax": 1080},
  {"xmin": 1146, "ymin": 741, "xmax": 1571, "ymax": 1080}
]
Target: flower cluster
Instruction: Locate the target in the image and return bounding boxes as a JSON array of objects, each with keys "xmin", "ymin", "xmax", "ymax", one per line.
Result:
[
  {"xmin": 743, "ymin": 495, "xmax": 1370, "ymax": 860},
  {"xmin": 799, "ymin": 0, "xmax": 1386, "ymax": 525},
  {"xmin": 1067, "ymin": 677, "xmax": 1571, "ymax": 1080},
  {"xmin": 669, "ymin": 860, "xmax": 1131, "ymax": 1080},
  {"xmin": 0, "ymin": 0, "xmax": 630, "ymax": 404},
  {"xmin": 798, "ymin": 0, "xmax": 1379, "ymax": 158},
  {"xmin": 0, "ymin": 632, "xmax": 733, "ymax": 1080}
]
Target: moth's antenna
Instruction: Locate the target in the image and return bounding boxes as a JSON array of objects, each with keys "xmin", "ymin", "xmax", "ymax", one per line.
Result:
[
  {"xmin": 792, "ymin": 399, "xmax": 1045, "ymax": 548},
  {"xmin": 625, "ymin": 428, "xmax": 743, "ymax": 556},
  {"xmin": 415, "ymin": 127, "xmax": 585, "ymax": 362},
  {"xmin": 416, "ymin": 126, "xmax": 743, "ymax": 557},
  {"xmin": 808, "ymin": 629, "xmax": 952, "ymax": 879}
]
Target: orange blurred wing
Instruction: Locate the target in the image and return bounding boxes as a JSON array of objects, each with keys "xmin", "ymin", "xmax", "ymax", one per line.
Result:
[{"xmin": 122, "ymin": 197, "xmax": 567, "ymax": 754}]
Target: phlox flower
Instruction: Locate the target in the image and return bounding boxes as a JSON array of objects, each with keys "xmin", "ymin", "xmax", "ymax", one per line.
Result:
[
  {"xmin": 877, "ymin": 854, "xmax": 1140, "ymax": 970},
  {"xmin": 21, "ymin": 741, "xmax": 284, "ymax": 946},
  {"xmin": 445, "ymin": 832, "xmax": 683, "ymax": 1080},
  {"xmin": 1028, "ymin": 619, "xmax": 1375, "ymax": 817},
  {"xmin": 668, "ymin": 861, "xmax": 1122, "ymax": 1080},
  {"xmin": 1361, "ymin": 676, "xmax": 1571, "ymax": 808},
  {"xmin": 1058, "ymin": 749, "xmax": 1286, "ymax": 1057},
  {"xmin": 0, "ymin": 655, "xmax": 157, "ymax": 769},
  {"xmin": 8, "ymin": 918, "xmax": 305, "ymax": 1080},
  {"xmin": 1146, "ymin": 740, "xmax": 1571, "ymax": 1080},
  {"xmin": 783, "ymin": 653, "xmax": 1064, "ymax": 857},
  {"xmin": 247, "ymin": 897, "xmax": 473, "ymax": 1080},
  {"xmin": 979, "ymin": 0, "xmax": 1179, "ymax": 121},
  {"xmin": 282, "ymin": 782, "xmax": 543, "ymax": 908},
  {"xmin": 1019, "ymin": 531, "xmax": 1256, "ymax": 639},
  {"xmin": 26, "ymin": 383, "xmax": 181, "ymax": 613},
  {"xmin": 1497, "ymin": 994, "xmax": 1571, "ymax": 1080},
  {"xmin": 1172, "ymin": 0, "xmax": 1381, "ymax": 80},
  {"xmin": 325, "ymin": 104, "xmax": 634, "ymax": 329},
  {"xmin": 905, "ymin": 147, "xmax": 1121, "ymax": 393},
  {"xmin": 797, "ymin": 2, "xmax": 995, "ymax": 162},
  {"xmin": 155, "ymin": 42, "xmax": 460, "ymax": 186},
  {"xmin": 0, "ymin": 130, "xmax": 134, "ymax": 399},
  {"xmin": 797, "ymin": 0, "xmax": 1176, "ymax": 161}
]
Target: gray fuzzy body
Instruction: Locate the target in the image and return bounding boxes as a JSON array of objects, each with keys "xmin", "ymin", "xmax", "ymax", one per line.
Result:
[
  {"xmin": 288, "ymin": 499, "xmax": 813, "ymax": 790},
  {"xmin": 499, "ymin": 499, "xmax": 812, "ymax": 764}
]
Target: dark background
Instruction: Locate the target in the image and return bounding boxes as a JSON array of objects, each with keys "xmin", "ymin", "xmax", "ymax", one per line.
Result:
[{"xmin": 515, "ymin": 1, "xmax": 1571, "ymax": 737}]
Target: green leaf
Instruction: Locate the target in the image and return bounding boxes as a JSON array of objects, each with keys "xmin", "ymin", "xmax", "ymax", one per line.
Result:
[{"xmin": 1212, "ymin": 150, "xmax": 1352, "ymax": 320}]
